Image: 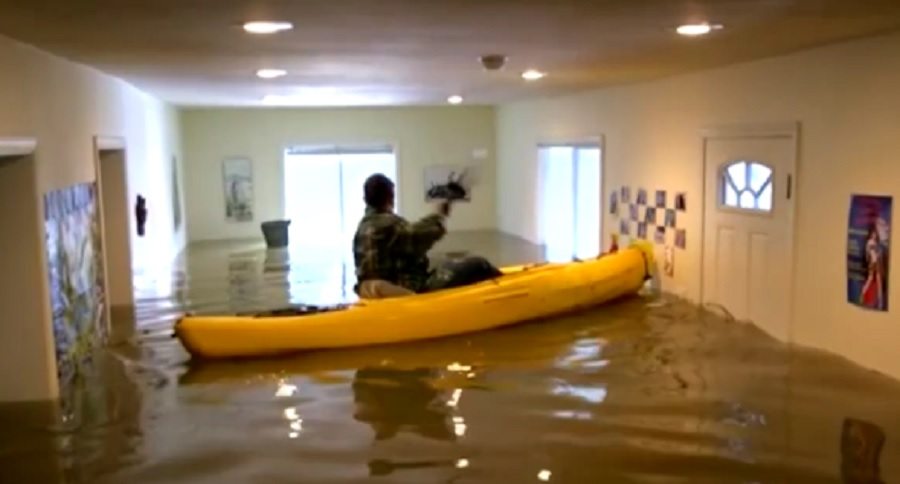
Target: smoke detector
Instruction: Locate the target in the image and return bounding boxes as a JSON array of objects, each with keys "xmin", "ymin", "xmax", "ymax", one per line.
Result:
[{"xmin": 479, "ymin": 54, "xmax": 507, "ymax": 71}]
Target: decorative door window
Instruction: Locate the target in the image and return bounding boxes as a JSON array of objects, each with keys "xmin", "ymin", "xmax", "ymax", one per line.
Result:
[{"xmin": 721, "ymin": 161, "xmax": 773, "ymax": 212}]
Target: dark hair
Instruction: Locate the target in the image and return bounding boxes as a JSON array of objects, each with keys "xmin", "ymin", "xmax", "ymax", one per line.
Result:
[
  {"xmin": 867, "ymin": 224, "xmax": 879, "ymax": 241},
  {"xmin": 364, "ymin": 173, "xmax": 395, "ymax": 209}
]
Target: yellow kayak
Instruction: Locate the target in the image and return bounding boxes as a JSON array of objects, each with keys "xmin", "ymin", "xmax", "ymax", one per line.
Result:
[{"xmin": 175, "ymin": 242, "xmax": 653, "ymax": 359}]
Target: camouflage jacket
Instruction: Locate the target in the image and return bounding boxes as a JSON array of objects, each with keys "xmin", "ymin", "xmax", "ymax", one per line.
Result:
[{"xmin": 353, "ymin": 208, "xmax": 447, "ymax": 292}]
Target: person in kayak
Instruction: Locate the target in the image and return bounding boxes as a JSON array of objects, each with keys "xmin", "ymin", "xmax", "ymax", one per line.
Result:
[{"xmin": 353, "ymin": 173, "xmax": 502, "ymax": 299}]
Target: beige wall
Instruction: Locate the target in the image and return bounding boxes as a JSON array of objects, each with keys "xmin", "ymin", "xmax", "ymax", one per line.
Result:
[
  {"xmin": 181, "ymin": 107, "xmax": 496, "ymax": 241},
  {"xmin": 496, "ymin": 31, "xmax": 900, "ymax": 378},
  {"xmin": 0, "ymin": 34, "xmax": 184, "ymax": 401}
]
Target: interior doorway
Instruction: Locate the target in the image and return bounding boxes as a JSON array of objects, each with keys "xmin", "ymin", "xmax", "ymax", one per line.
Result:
[
  {"xmin": 537, "ymin": 144, "xmax": 602, "ymax": 262},
  {"xmin": 93, "ymin": 136, "xmax": 134, "ymax": 341},
  {"xmin": 0, "ymin": 138, "xmax": 58, "ymax": 401},
  {"xmin": 701, "ymin": 125, "xmax": 798, "ymax": 341}
]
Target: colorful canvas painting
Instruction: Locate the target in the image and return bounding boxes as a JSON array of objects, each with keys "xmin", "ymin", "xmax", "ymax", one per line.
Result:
[
  {"xmin": 223, "ymin": 158, "xmax": 254, "ymax": 222},
  {"xmin": 847, "ymin": 195, "xmax": 891, "ymax": 311},
  {"xmin": 425, "ymin": 165, "xmax": 474, "ymax": 202},
  {"xmin": 44, "ymin": 182, "xmax": 107, "ymax": 385}
]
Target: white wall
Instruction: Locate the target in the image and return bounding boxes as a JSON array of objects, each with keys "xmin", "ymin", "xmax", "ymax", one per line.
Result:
[
  {"xmin": 181, "ymin": 107, "xmax": 496, "ymax": 242},
  {"xmin": 497, "ymin": 32, "xmax": 900, "ymax": 378},
  {"xmin": 0, "ymin": 34, "xmax": 183, "ymax": 401}
]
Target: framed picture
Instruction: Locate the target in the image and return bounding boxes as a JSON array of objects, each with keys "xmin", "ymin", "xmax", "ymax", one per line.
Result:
[
  {"xmin": 656, "ymin": 190, "xmax": 667, "ymax": 208},
  {"xmin": 847, "ymin": 195, "xmax": 891, "ymax": 311},
  {"xmin": 675, "ymin": 192, "xmax": 687, "ymax": 211},
  {"xmin": 424, "ymin": 165, "xmax": 473, "ymax": 202},
  {"xmin": 223, "ymin": 158, "xmax": 254, "ymax": 222}
]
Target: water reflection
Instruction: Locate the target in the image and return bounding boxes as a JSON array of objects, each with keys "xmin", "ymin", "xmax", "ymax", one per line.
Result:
[{"xmin": 352, "ymin": 367, "xmax": 455, "ymax": 442}]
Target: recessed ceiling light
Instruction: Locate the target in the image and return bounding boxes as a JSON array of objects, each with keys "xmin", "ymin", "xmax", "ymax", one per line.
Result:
[
  {"xmin": 447, "ymin": 95, "xmax": 463, "ymax": 105},
  {"xmin": 522, "ymin": 69, "xmax": 546, "ymax": 81},
  {"xmin": 675, "ymin": 23, "xmax": 722, "ymax": 36},
  {"xmin": 256, "ymin": 68, "xmax": 287, "ymax": 79},
  {"xmin": 242, "ymin": 21, "xmax": 293, "ymax": 34}
]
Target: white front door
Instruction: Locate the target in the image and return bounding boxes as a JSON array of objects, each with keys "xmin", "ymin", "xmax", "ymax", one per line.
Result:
[{"xmin": 702, "ymin": 130, "xmax": 796, "ymax": 341}]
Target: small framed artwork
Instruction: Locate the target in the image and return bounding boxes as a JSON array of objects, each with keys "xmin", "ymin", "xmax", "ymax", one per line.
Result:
[
  {"xmin": 637, "ymin": 222, "xmax": 648, "ymax": 240},
  {"xmin": 645, "ymin": 207, "xmax": 657, "ymax": 225},
  {"xmin": 675, "ymin": 192, "xmax": 687, "ymax": 212},
  {"xmin": 621, "ymin": 186, "xmax": 632, "ymax": 204},
  {"xmin": 619, "ymin": 219, "xmax": 631, "ymax": 236},
  {"xmin": 223, "ymin": 157, "xmax": 254, "ymax": 222},
  {"xmin": 629, "ymin": 204, "xmax": 639, "ymax": 221},
  {"xmin": 675, "ymin": 229, "xmax": 687, "ymax": 249},
  {"xmin": 654, "ymin": 226, "xmax": 666, "ymax": 244},
  {"xmin": 610, "ymin": 192, "xmax": 619, "ymax": 216},
  {"xmin": 665, "ymin": 209, "xmax": 677, "ymax": 228},
  {"xmin": 656, "ymin": 190, "xmax": 667, "ymax": 208},
  {"xmin": 636, "ymin": 188, "xmax": 648, "ymax": 205}
]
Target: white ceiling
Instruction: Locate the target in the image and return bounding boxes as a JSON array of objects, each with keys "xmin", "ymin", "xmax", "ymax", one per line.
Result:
[{"xmin": 0, "ymin": 0, "xmax": 898, "ymax": 107}]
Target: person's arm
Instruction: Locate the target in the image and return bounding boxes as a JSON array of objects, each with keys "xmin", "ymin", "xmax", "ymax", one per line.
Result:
[{"xmin": 401, "ymin": 212, "xmax": 447, "ymax": 253}]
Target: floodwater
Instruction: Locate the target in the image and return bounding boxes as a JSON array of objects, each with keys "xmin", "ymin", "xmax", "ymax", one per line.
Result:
[{"xmin": 2, "ymin": 232, "xmax": 899, "ymax": 483}]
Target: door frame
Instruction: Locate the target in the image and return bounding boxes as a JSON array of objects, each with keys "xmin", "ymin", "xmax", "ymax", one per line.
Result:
[
  {"xmin": 699, "ymin": 122, "xmax": 800, "ymax": 341},
  {"xmin": 535, "ymin": 134, "xmax": 606, "ymax": 254},
  {"xmin": 92, "ymin": 135, "xmax": 130, "ymax": 340}
]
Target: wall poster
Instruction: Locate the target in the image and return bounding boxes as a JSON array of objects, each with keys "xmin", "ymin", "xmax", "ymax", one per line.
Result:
[
  {"xmin": 847, "ymin": 195, "xmax": 891, "ymax": 312},
  {"xmin": 223, "ymin": 157, "xmax": 254, "ymax": 222}
]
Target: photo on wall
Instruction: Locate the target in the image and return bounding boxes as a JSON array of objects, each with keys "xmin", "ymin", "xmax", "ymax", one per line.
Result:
[
  {"xmin": 223, "ymin": 157, "xmax": 254, "ymax": 222},
  {"xmin": 619, "ymin": 219, "xmax": 631, "ymax": 236},
  {"xmin": 620, "ymin": 186, "xmax": 631, "ymax": 204},
  {"xmin": 665, "ymin": 209, "xmax": 677, "ymax": 228},
  {"xmin": 675, "ymin": 229, "xmax": 687, "ymax": 250},
  {"xmin": 636, "ymin": 188, "xmax": 648, "ymax": 205},
  {"xmin": 629, "ymin": 204, "xmax": 639, "ymax": 221},
  {"xmin": 645, "ymin": 207, "xmax": 657, "ymax": 225},
  {"xmin": 656, "ymin": 190, "xmax": 667, "ymax": 208},
  {"xmin": 610, "ymin": 192, "xmax": 619, "ymax": 216},
  {"xmin": 847, "ymin": 194, "xmax": 891, "ymax": 312},
  {"xmin": 424, "ymin": 165, "xmax": 474, "ymax": 202},
  {"xmin": 637, "ymin": 222, "xmax": 648, "ymax": 240},
  {"xmin": 675, "ymin": 192, "xmax": 687, "ymax": 211},
  {"xmin": 654, "ymin": 226, "xmax": 666, "ymax": 244}
]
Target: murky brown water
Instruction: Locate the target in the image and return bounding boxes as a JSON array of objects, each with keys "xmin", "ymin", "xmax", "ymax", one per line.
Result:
[{"xmin": 2, "ymin": 232, "xmax": 899, "ymax": 483}]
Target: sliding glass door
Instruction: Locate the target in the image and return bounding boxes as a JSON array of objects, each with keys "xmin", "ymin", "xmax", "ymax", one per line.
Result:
[
  {"xmin": 283, "ymin": 146, "xmax": 397, "ymax": 303},
  {"xmin": 538, "ymin": 144, "xmax": 602, "ymax": 262},
  {"xmin": 284, "ymin": 145, "xmax": 397, "ymax": 252}
]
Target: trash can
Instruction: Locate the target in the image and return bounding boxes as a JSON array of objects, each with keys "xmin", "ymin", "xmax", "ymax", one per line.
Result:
[{"xmin": 261, "ymin": 220, "xmax": 291, "ymax": 248}]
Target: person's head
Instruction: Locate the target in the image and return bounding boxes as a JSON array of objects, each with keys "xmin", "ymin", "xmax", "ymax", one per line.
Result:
[
  {"xmin": 867, "ymin": 224, "xmax": 880, "ymax": 243},
  {"xmin": 364, "ymin": 174, "xmax": 395, "ymax": 211}
]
